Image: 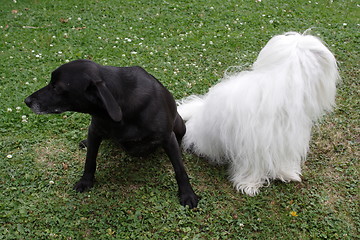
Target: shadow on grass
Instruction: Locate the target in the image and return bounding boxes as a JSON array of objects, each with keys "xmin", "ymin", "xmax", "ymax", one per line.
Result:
[{"xmin": 82, "ymin": 140, "xmax": 228, "ymax": 198}]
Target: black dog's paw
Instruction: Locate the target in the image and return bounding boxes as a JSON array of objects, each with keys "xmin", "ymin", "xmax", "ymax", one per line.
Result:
[
  {"xmin": 179, "ymin": 192, "xmax": 200, "ymax": 209},
  {"xmin": 73, "ymin": 178, "xmax": 94, "ymax": 192},
  {"xmin": 79, "ymin": 139, "xmax": 88, "ymax": 149}
]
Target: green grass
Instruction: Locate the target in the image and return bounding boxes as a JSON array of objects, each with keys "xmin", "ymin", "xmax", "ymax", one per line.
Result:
[{"xmin": 1, "ymin": 0, "xmax": 359, "ymax": 239}]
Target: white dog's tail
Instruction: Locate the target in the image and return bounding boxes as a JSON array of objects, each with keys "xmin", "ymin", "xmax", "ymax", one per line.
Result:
[{"xmin": 177, "ymin": 95, "xmax": 205, "ymax": 121}]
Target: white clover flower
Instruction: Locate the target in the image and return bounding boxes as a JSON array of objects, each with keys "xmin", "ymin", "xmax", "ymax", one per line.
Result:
[
  {"xmin": 7, "ymin": 108, "xmax": 12, "ymax": 112},
  {"xmin": 21, "ymin": 115, "xmax": 28, "ymax": 122},
  {"xmin": 49, "ymin": 180, "xmax": 55, "ymax": 184}
]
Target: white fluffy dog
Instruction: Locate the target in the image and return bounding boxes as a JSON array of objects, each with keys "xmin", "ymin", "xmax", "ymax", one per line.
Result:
[{"xmin": 177, "ymin": 32, "xmax": 340, "ymax": 196}]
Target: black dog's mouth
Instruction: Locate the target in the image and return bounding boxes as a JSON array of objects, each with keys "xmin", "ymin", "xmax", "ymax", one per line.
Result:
[
  {"xmin": 31, "ymin": 108, "xmax": 64, "ymax": 115},
  {"xmin": 29, "ymin": 106, "xmax": 65, "ymax": 115},
  {"xmin": 25, "ymin": 97, "xmax": 65, "ymax": 115},
  {"xmin": 27, "ymin": 105, "xmax": 48, "ymax": 115}
]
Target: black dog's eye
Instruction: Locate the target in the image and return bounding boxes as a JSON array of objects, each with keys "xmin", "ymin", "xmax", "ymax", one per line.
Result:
[
  {"xmin": 52, "ymin": 84, "xmax": 60, "ymax": 92},
  {"xmin": 52, "ymin": 84, "xmax": 66, "ymax": 95}
]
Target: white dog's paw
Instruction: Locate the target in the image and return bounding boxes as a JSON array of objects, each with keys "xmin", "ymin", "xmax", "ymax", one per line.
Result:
[
  {"xmin": 276, "ymin": 171, "xmax": 302, "ymax": 182},
  {"xmin": 233, "ymin": 182, "xmax": 263, "ymax": 196}
]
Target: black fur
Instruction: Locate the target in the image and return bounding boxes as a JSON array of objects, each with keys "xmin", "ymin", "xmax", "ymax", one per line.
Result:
[{"xmin": 25, "ymin": 60, "xmax": 199, "ymax": 208}]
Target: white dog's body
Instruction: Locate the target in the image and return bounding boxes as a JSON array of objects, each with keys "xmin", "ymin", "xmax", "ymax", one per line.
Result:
[{"xmin": 178, "ymin": 32, "xmax": 339, "ymax": 196}]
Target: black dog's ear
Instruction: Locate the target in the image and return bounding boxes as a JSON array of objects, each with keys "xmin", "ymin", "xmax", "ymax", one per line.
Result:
[{"xmin": 94, "ymin": 80, "xmax": 122, "ymax": 122}]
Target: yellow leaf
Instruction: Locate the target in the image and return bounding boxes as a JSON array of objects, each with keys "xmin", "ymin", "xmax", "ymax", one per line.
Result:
[{"xmin": 290, "ymin": 211, "xmax": 298, "ymax": 217}]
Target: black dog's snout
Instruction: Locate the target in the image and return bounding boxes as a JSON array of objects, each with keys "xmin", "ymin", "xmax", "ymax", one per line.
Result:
[{"xmin": 24, "ymin": 97, "xmax": 32, "ymax": 107}]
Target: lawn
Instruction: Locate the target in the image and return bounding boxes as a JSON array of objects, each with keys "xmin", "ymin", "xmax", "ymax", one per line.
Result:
[{"xmin": 1, "ymin": 0, "xmax": 359, "ymax": 239}]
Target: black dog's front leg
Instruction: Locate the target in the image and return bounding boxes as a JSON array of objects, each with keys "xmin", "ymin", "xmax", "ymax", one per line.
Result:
[
  {"xmin": 163, "ymin": 132, "xmax": 199, "ymax": 208},
  {"xmin": 74, "ymin": 128, "xmax": 102, "ymax": 192}
]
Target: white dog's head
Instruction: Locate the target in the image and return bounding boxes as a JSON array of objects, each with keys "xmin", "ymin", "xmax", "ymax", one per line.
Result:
[{"xmin": 253, "ymin": 32, "xmax": 340, "ymax": 120}]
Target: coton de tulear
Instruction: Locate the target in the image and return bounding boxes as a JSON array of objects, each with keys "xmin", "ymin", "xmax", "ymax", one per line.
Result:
[{"xmin": 178, "ymin": 32, "xmax": 340, "ymax": 196}]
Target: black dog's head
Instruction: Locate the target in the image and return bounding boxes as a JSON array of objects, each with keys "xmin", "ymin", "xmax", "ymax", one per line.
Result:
[{"xmin": 25, "ymin": 60, "xmax": 122, "ymax": 121}]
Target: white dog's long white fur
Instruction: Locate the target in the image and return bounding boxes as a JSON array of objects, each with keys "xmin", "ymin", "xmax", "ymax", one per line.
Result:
[{"xmin": 178, "ymin": 32, "xmax": 340, "ymax": 196}]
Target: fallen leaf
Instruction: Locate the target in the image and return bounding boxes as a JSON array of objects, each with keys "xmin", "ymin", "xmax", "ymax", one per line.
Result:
[
  {"xmin": 60, "ymin": 18, "xmax": 69, "ymax": 23},
  {"xmin": 62, "ymin": 163, "xmax": 69, "ymax": 170},
  {"xmin": 75, "ymin": 26, "xmax": 87, "ymax": 30},
  {"xmin": 290, "ymin": 211, "xmax": 298, "ymax": 217}
]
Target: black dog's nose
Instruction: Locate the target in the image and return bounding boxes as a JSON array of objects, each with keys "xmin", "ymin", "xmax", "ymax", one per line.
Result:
[{"xmin": 24, "ymin": 97, "xmax": 32, "ymax": 107}]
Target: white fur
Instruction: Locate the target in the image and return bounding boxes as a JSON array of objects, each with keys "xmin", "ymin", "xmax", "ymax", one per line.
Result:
[{"xmin": 177, "ymin": 32, "xmax": 340, "ymax": 196}]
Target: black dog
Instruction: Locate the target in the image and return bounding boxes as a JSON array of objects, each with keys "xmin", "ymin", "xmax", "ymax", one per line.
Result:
[{"xmin": 25, "ymin": 59, "xmax": 199, "ymax": 208}]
